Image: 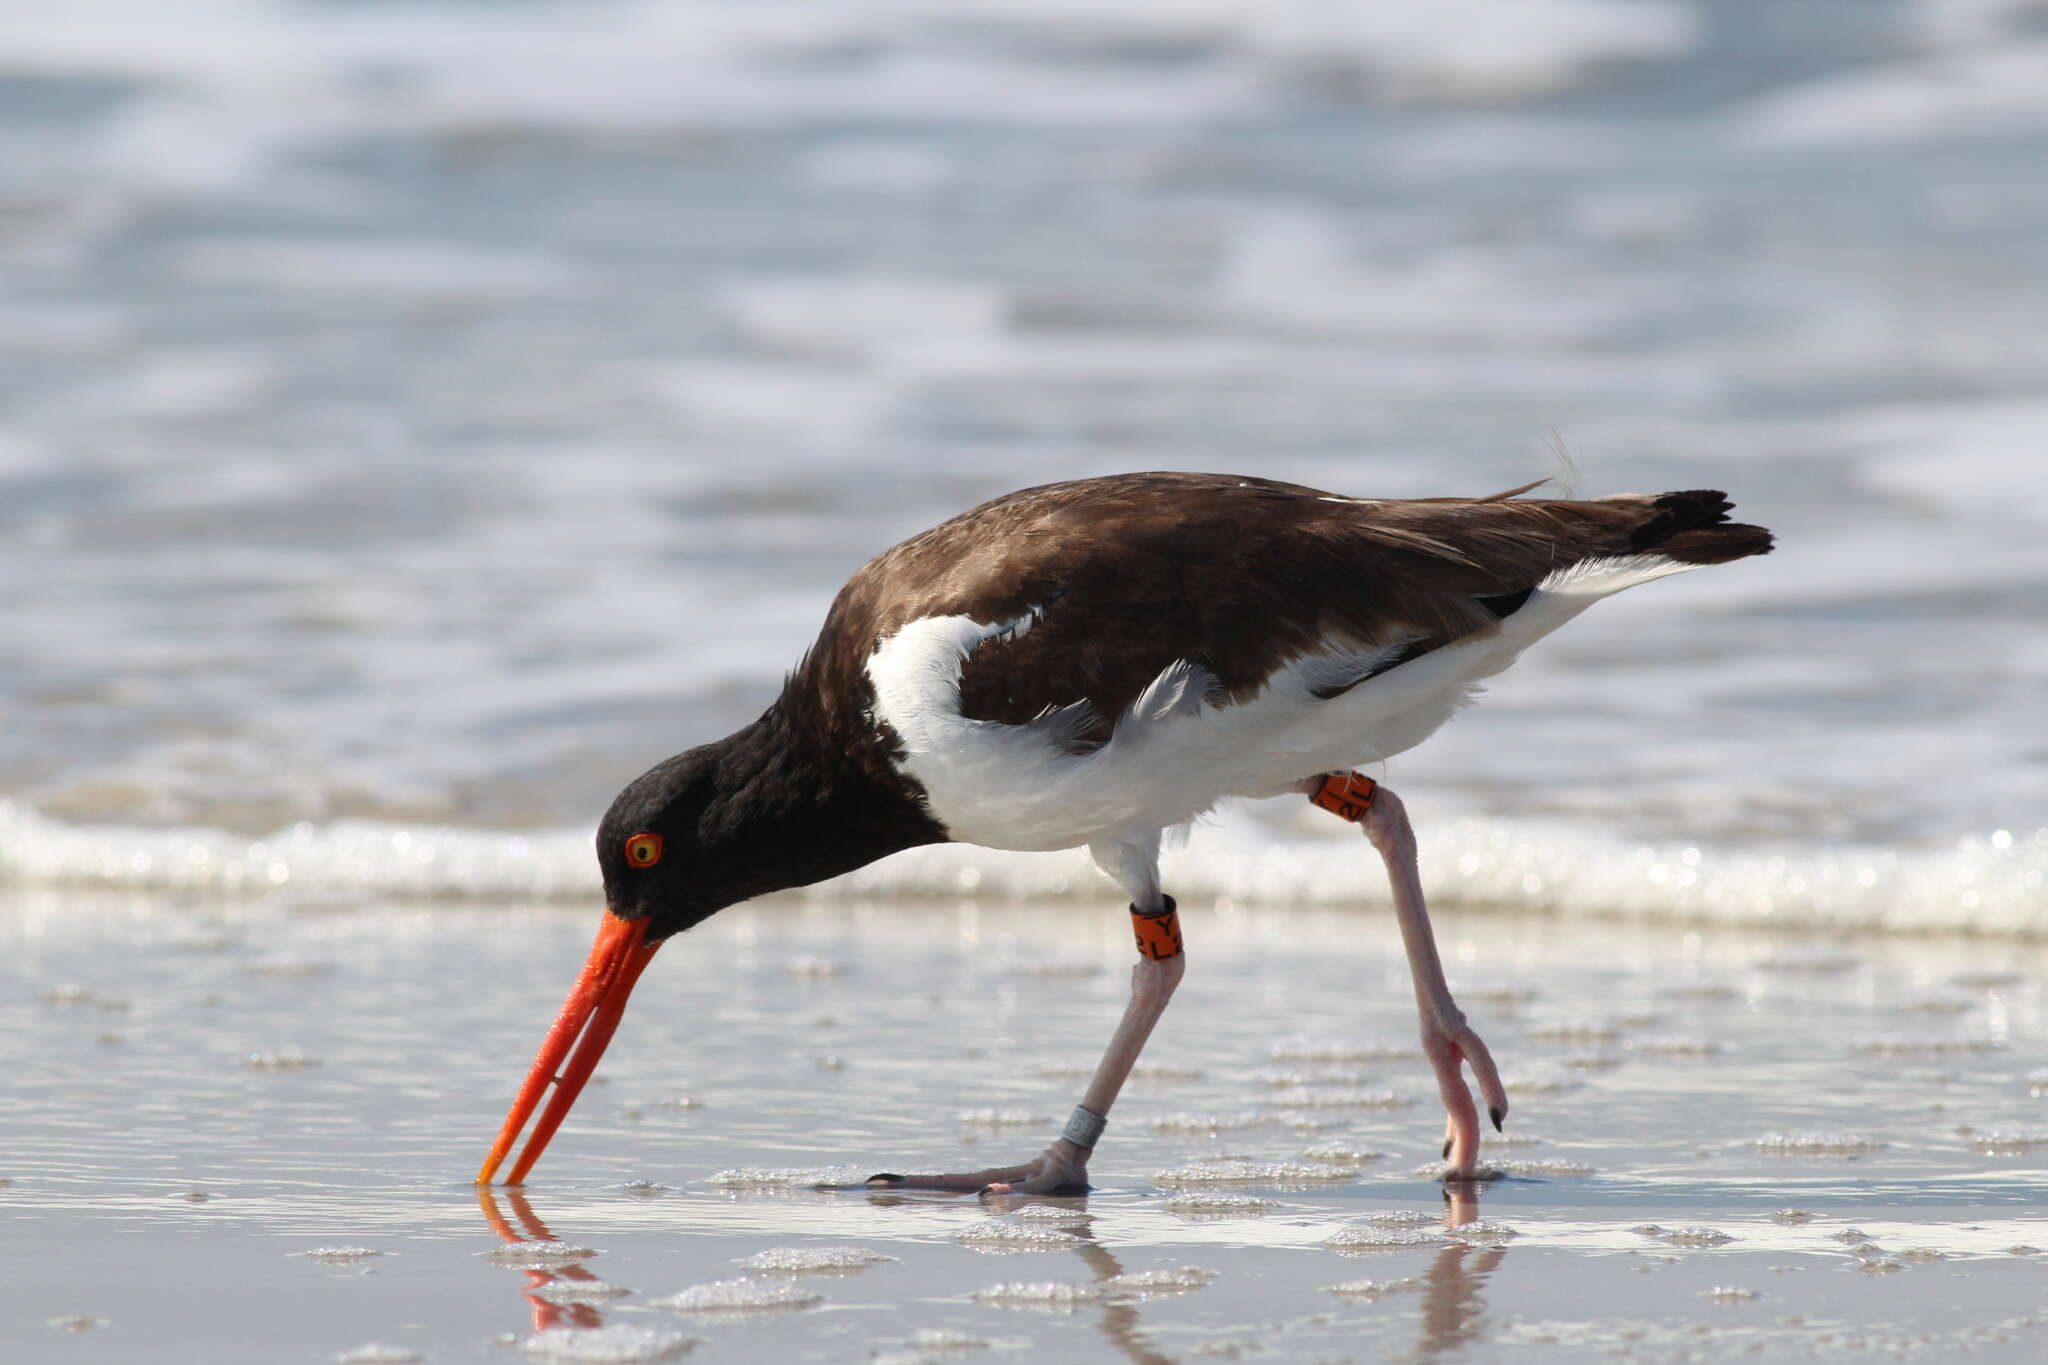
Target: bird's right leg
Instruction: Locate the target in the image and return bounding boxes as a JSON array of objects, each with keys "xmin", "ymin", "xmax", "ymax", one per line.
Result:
[{"xmin": 1307, "ymin": 773, "xmax": 1508, "ymax": 1178}]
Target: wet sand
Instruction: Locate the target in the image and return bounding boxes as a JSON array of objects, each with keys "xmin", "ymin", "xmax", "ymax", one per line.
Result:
[{"xmin": 5, "ymin": 890, "xmax": 2048, "ymax": 1363}]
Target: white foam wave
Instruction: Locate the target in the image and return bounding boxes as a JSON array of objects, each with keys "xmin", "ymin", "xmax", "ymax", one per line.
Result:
[{"xmin": 2, "ymin": 802, "xmax": 2043, "ymax": 937}]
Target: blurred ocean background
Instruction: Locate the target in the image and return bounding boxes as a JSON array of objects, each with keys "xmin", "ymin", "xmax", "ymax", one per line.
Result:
[{"xmin": 1, "ymin": 0, "xmax": 2043, "ymax": 931}]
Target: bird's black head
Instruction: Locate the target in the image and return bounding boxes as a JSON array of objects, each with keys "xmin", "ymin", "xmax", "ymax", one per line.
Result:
[
  {"xmin": 595, "ymin": 748, "xmax": 724, "ymax": 941},
  {"xmin": 594, "ymin": 736, "xmax": 812, "ymax": 941}
]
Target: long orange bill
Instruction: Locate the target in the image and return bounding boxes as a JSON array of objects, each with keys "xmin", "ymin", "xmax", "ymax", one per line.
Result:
[{"xmin": 477, "ymin": 912, "xmax": 662, "ymax": 1185}]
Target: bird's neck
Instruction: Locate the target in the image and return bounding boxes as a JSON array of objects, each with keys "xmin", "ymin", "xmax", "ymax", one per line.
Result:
[{"xmin": 693, "ymin": 699, "xmax": 947, "ymax": 904}]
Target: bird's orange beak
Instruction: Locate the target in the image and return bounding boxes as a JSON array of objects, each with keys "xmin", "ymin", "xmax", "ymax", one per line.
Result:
[{"xmin": 477, "ymin": 912, "xmax": 662, "ymax": 1185}]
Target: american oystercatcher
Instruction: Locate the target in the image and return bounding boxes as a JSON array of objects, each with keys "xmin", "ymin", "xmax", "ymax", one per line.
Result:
[{"xmin": 478, "ymin": 473, "xmax": 1771, "ymax": 1191}]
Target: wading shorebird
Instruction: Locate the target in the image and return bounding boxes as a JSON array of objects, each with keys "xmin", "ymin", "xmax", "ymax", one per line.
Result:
[{"xmin": 478, "ymin": 473, "xmax": 1771, "ymax": 1192}]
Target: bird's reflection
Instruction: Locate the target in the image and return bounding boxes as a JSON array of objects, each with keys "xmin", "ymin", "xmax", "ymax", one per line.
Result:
[
  {"xmin": 478, "ymin": 1177, "xmax": 1506, "ymax": 1362},
  {"xmin": 857, "ymin": 1187, "xmax": 1178, "ymax": 1365},
  {"xmin": 477, "ymin": 1186, "xmax": 609, "ymax": 1333},
  {"xmin": 1408, "ymin": 1180, "xmax": 1507, "ymax": 1365}
]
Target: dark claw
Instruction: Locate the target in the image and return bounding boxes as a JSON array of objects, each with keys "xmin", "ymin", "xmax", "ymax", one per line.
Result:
[
  {"xmin": 1441, "ymin": 1137, "xmax": 1452, "ymax": 1160},
  {"xmin": 1490, "ymin": 1107, "xmax": 1505, "ymax": 1132},
  {"xmin": 864, "ymin": 1173, "xmax": 906, "ymax": 1185}
]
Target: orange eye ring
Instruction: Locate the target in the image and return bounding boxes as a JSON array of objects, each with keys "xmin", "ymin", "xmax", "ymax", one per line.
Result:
[{"xmin": 624, "ymin": 833, "xmax": 664, "ymax": 867}]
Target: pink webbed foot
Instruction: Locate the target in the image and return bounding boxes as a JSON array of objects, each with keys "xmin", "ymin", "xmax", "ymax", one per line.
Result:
[
  {"xmin": 1425, "ymin": 1012, "xmax": 1509, "ymax": 1179},
  {"xmin": 832, "ymin": 1139, "xmax": 1091, "ymax": 1197}
]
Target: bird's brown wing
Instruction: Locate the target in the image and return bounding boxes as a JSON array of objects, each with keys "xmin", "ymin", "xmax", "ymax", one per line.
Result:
[{"xmin": 800, "ymin": 472, "xmax": 1769, "ymax": 749}]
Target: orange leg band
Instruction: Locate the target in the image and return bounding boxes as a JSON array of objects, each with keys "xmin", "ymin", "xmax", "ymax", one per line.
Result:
[
  {"xmin": 1131, "ymin": 895, "xmax": 1183, "ymax": 960},
  {"xmin": 1310, "ymin": 772, "xmax": 1378, "ymax": 823}
]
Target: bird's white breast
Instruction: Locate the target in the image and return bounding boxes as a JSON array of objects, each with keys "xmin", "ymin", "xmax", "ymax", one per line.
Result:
[{"xmin": 865, "ymin": 554, "xmax": 1697, "ymax": 853}]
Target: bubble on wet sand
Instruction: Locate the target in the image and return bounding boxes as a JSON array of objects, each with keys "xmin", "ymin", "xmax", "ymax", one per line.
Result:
[
  {"xmin": 1103, "ymin": 1265, "xmax": 1213, "ymax": 1294},
  {"xmin": 294, "ymin": 1247, "xmax": 386, "ymax": 1263},
  {"xmin": 1326, "ymin": 1277, "xmax": 1422, "ymax": 1300},
  {"xmin": 956, "ymin": 1109, "xmax": 1047, "ymax": 1129},
  {"xmin": 1164, "ymin": 1193, "xmax": 1275, "ymax": 1215},
  {"xmin": 1704, "ymin": 1286, "xmax": 1760, "ymax": 1303},
  {"xmin": 246, "ymin": 1049, "xmax": 318, "ymax": 1071},
  {"xmin": 1772, "ymin": 1209, "xmax": 1816, "ymax": 1225},
  {"xmin": 650, "ymin": 1277, "xmax": 823, "ymax": 1312},
  {"xmin": 1448, "ymin": 1221, "xmax": 1519, "ymax": 1241},
  {"xmin": 954, "ymin": 1219, "xmax": 1081, "ymax": 1249},
  {"xmin": 735, "ymin": 1245, "xmax": 895, "ymax": 1272},
  {"xmin": 1323, "ymin": 1225, "xmax": 1444, "ymax": 1251},
  {"xmin": 1896, "ymin": 1247, "xmax": 1947, "ymax": 1263},
  {"xmin": 1635, "ymin": 1226, "xmax": 1735, "ymax": 1247},
  {"xmin": 243, "ymin": 957, "xmax": 335, "ymax": 977},
  {"xmin": 534, "ymin": 1279, "xmax": 632, "ymax": 1303},
  {"xmin": 1256, "ymin": 1066, "xmax": 1369, "ymax": 1088},
  {"xmin": 1152, "ymin": 1110, "xmax": 1271, "ymax": 1133},
  {"xmin": 1860, "ymin": 1036, "xmax": 1995, "ymax": 1056},
  {"xmin": 336, "ymin": 1346, "xmax": 425, "ymax": 1364},
  {"xmin": 1004, "ymin": 1204, "xmax": 1083, "ymax": 1223},
  {"xmin": 1268, "ymin": 1036, "xmax": 1416, "ymax": 1062},
  {"xmin": 1491, "ymin": 1158, "xmax": 1593, "ymax": 1177},
  {"xmin": 1627, "ymin": 1036, "xmax": 1723, "ymax": 1057},
  {"xmin": 1153, "ymin": 1159, "xmax": 1355, "ymax": 1187},
  {"xmin": 1272, "ymin": 1087, "xmax": 1407, "ymax": 1110},
  {"xmin": 1974, "ymin": 1130, "xmax": 2048, "ymax": 1153},
  {"xmin": 622, "ymin": 1181, "xmax": 671, "ymax": 1197},
  {"xmin": 1301, "ymin": 1140, "xmax": 1387, "ymax": 1165},
  {"xmin": 520, "ymin": 1325, "xmax": 697, "ymax": 1361},
  {"xmin": 47, "ymin": 1315, "xmax": 106, "ymax": 1331},
  {"xmin": 1530, "ymin": 1020, "xmax": 1619, "ymax": 1043},
  {"xmin": 1355, "ymin": 1209, "xmax": 1442, "ymax": 1227},
  {"xmin": 908, "ymin": 1327, "xmax": 990, "ymax": 1350},
  {"xmin": 484, "ymin": 1243, "xmax": 598, "ymax": 1267},
  {"xmin": 707, "ymin": 1166, "xmax": 863, "ymax": 1188},
  {"xmin": 971, "ymin": 1280, "xmax": 1102, "ymax": 1310},
  {"xmin": 1755, "ymin": 1131, "xmax": 1884, "ymax": 1155},
  {"xmin": 1857, "ymin": 1257, "xmax": 1905, "ymax": 1274}
]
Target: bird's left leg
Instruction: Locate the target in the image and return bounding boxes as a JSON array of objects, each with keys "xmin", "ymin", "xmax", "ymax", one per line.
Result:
[
  {"xmin": 855, "ymin": 838, "xmax": 1181, "ymax": 1196},
  {"xmin": 1307, "ymin": 773, "xmax": 1508, "ymax": 1178}
]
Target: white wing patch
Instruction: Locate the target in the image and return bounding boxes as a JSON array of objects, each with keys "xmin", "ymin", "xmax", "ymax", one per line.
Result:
[{"xmin": 867, "ymin": 553, "xmax": 1708, "ymax": 853}]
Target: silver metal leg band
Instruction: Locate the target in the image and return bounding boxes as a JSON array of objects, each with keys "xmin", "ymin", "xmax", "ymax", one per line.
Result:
[{"xmin": 1061, "ymin": 1104, "xmax": 1107, "ymax": 1151}]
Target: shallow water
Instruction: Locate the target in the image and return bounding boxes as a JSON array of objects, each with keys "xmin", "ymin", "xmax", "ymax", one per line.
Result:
[{"xmin": 7, "ymin": 894, "xmax": 2047, "ymax": 1363}]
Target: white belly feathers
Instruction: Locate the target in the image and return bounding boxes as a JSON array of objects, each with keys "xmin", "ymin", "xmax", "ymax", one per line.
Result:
[{"xmin": 865, "ymin": 554, "xmax": 1697, "ymax": 852}]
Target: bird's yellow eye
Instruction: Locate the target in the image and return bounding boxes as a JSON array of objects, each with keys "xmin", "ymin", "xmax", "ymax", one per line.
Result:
[{"xmin": 624, "ymin": 833, "xmax": 663, "ymax": 867}]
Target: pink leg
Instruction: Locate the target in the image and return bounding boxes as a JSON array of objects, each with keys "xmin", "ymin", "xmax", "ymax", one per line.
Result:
[
  {"xmin": 850, "ymin": 901, "xmax": 1186, "ymax": 1196},
  {"xmin": 1307, "ymin": 774, "xmax": 1508, "ymax": 1179}
]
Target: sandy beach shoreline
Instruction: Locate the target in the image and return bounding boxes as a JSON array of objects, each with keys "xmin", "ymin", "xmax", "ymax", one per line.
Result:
[{"xmin": 6, "ymin": 892, "xmax": 2045, "ymax": 1363}]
